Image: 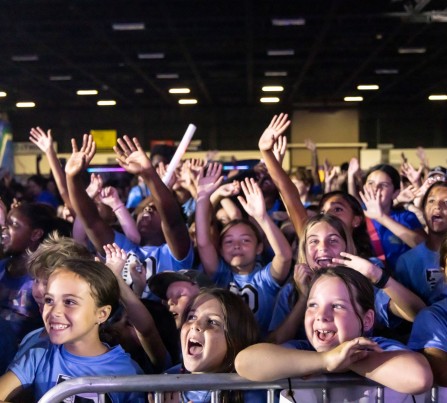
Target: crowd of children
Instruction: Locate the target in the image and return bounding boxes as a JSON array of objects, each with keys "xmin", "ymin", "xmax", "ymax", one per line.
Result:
[{"xmin": 0, "ymin": 114, "xmax": 446, "ymax": 402}]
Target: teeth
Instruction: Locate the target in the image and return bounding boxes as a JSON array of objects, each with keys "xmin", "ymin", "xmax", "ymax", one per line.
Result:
[
  {"xmin": 51, "ymin": 324, "xmax": 68, "ymax": 330},
  {"xmin": 317, "ymin": 330, "xmax": 333, "ymax": 334}
]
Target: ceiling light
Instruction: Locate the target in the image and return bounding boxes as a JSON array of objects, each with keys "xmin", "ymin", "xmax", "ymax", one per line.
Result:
[
  {"xmin": 135, "ymin": 88, "xmax": 144, "ymax": 94},
  {"xmin": 375, "ymin": 69, "xmax": 399, "ymax": 75},
  {"xmin": 398, "ymin": 47, "xmax": 426, "ymax": 54},
  {"xmin": 260, "ymin": 97, "xmax": 280, "ymax": 103},
  {"xmin": 178, "ymin": 99, "xmax": 197, "ymax": 105},
  {"xmin": 267, "ymin": 49, "xmax": 295, "ymax": 56},
  {"xmin": 271, "ymin": 18, "xmax": 305, "ymax": 26},
  {"xmin": 16, "ymin": 102, "xmax": 35, "ymax": 108},
  {"xmin": 265, "ymin": 71, "xmax": 288, "ymax": 77},
  {"xmin": 112, "ymin": 23, "xmax": 145, "ymax": 31},
  {"xmin": 156, "ymin": 73, "xmax": 179, "ymax": 79},
  {"xmin": 138, "ymin": 53, "xmax": 164, "ymax": 59},
  {"xmin": 262, "ymin": 86, "xmax": 284, "ymax": 92},
  {"xmin": 344, "ymin": 96, "xmax": 363, "ymax": 102},
  {"xmin": 49, "ymin": 75, "xmax": 72, "ymax": 81},
  {"xmin": 0, "ymin": 92, "xmax": 6, "ymax": 97},
  {"xmin": 97, "ymin": 100, "xmax": 116, "ymax": 106},
  {"xmin": 428, "ymin": 95, "xmax": 447, "ymax": 101},
  {"xmin": 169, "ymin": 88, "xmax": 191, "ymax": 94},
  {"xmin": 77, "ymin": 90, "xmax": 98, "ymax": 95},
  {"xmin": 357, "ymin": 85, "xmax": 379, "ymax": 90},
  {"xmin": 11, "ymin": 55, "xmax": 39, "ymax": 62}
]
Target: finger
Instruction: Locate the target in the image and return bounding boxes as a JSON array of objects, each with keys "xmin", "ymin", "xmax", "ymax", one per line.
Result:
[{"xmin": 71, "ymin": 138, "xmax": 78, "ymax": 152}]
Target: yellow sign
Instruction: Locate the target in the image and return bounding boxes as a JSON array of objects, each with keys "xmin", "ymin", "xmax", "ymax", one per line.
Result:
[{"xmin": 90, "ymin": 130, "xmax": 117, "ymax": 150}]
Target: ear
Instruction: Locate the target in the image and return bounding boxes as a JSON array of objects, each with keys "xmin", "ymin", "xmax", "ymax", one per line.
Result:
[
  {"xmin": 97, "ymin": 305, "xmax": 112, "ymax": 324},
  {"xmin": 30, "ymin": 228, "xmax": 44, "ymax": 242},
  {"xmin": 352, "ymin": 215, "xmax": 362, "ymax": 229},
  {"xmin": 256, "ymin": 242, "xmax": 264, "ymax": 255},
  {"xmin": 392, "ymin": 188, "xmax": 400, "ymax": 200},
  {"xmin": 362, "ymin": 309, "xmax": 375, "ymax": 333}
]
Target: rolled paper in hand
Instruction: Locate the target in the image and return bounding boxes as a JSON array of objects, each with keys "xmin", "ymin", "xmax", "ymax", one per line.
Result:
[{"xmin": 162, "ymin": 123, "xmax": 196, "ymax": 185}]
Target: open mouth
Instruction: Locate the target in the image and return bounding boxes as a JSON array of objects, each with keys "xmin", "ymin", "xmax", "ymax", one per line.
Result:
[
  {"xmin": 50, "ymin": 323, "xmax": 69, "ymax": 330},
  {"xmin": 187, "ymin": 338, "xmax": 203, "ymax": 355},
  {"xmin": 315, "ymin": 257, "xmax": 333, "ymax": 267},
  {"xmin": 315, "ymin": 329, "xmax": 336, "ymax": 342},
  {"xmin": 432, "ymin": 215, "xmax": 444, "ymax": 224}
]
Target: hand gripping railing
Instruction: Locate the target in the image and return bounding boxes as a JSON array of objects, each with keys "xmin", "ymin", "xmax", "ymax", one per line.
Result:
[{"xmin": 37, "ymin": 373, "xmax": 440, "ymax": 403}]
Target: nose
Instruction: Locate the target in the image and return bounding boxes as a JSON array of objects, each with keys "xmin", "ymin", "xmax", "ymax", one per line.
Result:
[
  {"xmin": 167, "ymin": 297, "xmax": 177, "ymax": 307},
  {"xmin": 315, "ymin": 305, "xmax": 332, "ymax": 322}
]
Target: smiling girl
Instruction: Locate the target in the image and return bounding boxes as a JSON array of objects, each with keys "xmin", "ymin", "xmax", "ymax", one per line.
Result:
[
  {"xmin": 0, "ymin": 259, "xmax": 145, "ymax": 402},
  {"xmin": 236, "ymin": 266, "xmax": 432, "ymax": 396}
]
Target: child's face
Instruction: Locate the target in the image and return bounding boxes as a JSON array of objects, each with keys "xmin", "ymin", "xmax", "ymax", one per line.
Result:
[
  {"xmin": 424, "ymin": 186, "xmax": 447, "ymax": 234},
  {"xmin": 305, "ymin": 222, "xmax": 346, "ymax": 269},
  {"xmin": 292, "ymin": 178, "xmax": 310, "ymax": 198},
  {"xmin": 320, "ymin": 196, "xmax": 361, "ymax": 232},
  {"xmin": 365, "ymin": 170, "xmax": 397, "ymax": 208},
  {"xmin": 220, "ymin": 223, "xmax": 262, "ymax": 274},
  {"xmin": 305, "ymin": 276, "xmax": 372, "ymax": 352},
  {"xmin": 32, "ymin": 276, "xmax": 48, "ymax": 314},
  {"xmin": 136, "ymin": 203, "xmax": 162, "ymax": 239},
  {"xmin": 2, "ymin": 210, "xmax": 35, "ymax": 254},
  {"xmin": 43, "ymin": 269, "xmax": 110, "ymax": 355},
  {"xmin": 181, "ymin": 295, "xmax": 227, "ymax": 373},
  {"xmin": 166, "ymin": 281, "xmax": 200, "ymax": 329}
]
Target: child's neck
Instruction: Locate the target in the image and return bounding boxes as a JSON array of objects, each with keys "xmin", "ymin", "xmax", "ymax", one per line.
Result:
[
  {"xmin": 231, "ymin": 262, "xmax": 256, "ymax": 276},
  {"xmin": 64, "ymin": 340, "xmax": 109, "ymax": 357},
  {"xmin": 7, "ymin": 255, "xmax": 29, "ymax": 277}
]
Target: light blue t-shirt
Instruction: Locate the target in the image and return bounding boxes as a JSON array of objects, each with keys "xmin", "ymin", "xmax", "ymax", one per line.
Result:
[{"xmin": 9, "ymin": 343, "xmax": 145, "ymax": 402}]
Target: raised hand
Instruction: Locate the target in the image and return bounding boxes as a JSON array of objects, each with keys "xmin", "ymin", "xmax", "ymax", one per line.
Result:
[
  {"xmin": 359, "ymin": 186, "xmax": 384, "ymax": 220},
  {"xmin": 332, "ymin": 252, "xmax": 382, "ymax": 284},
  {"xmin": 237, "ymin": 177, "xmax": 266, "ymax": 220},
  {"xmin": 196, "ymin": 163, "xmax": 224, "ymax": 198},
  {"xmin": 293, "ymin": 263, "xmax": 313, "ymax": 296},
  {"xmin": 104, "ymin": 243, "xmax": 128, "ymax": 277},
  {"xmin": 258, "ymin": 113, "xmax": 291, "ymax": 152},
  {"xmin": 86, "ymin": 173, "xmax": 103, "ymax": 199},
  {"xmin": 401, "ymin": 161, "xmax": 422, "ymax": 186},
  {"xmin": 304, "ymin": 138, "xmax": 316, "ymax": 153},
  {"xmin": 348, "ymin": 157, "xmax": 360, "ymax": 177},
  {"xmin": 273, "ymin": 135, "xmax": 287, "ymax": 165},
  {"xmin": 29, "ymin": 127, "xmax": 53, "ymax": 153},
  {"xmin": 322, "ymin": 337, "xmax": 382, "ymax": 373},
  {"xmin": 99, "ymin": 186, "xmax": 121, "ymax": 208},
  {"xmin": 114, "ymin": 136, "xmax": 151, "ymax": 175},
  {"xmin": 65, "ymin": 134, "xmax": 96, "ymax": 177},
  {"xmin": 215, "ymin": 180, "xmax": 240, "ymax": 198}
]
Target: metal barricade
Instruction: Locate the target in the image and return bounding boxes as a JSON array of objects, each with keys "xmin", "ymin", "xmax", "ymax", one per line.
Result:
[{"xmin": 37, "ymin": 373, "xmax": 441, "ymax": 403}]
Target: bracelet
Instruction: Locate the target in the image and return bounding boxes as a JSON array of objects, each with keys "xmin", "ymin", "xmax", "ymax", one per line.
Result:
[
  {"xmin": 374, "ymin": 269, "xmax": 391, "ymax": 289},
  {"xmin": 112, "ymin": 204, "xmax": 125, "ymax": 213}
]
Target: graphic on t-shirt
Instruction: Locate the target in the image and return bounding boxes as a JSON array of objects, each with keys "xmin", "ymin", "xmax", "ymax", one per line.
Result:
[
  {"xmin": 426, "ymin": 267, "xmax": 444, "ymax": 290},
  {"xmin": 56, "ymin": 374, "xmax": 112, "ymax": 403},
  {"xmin": 229, "ymin": 282, "xmax": 259, "ymax": 313}
]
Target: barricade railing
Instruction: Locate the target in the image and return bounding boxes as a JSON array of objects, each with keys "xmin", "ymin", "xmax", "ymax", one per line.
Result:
[{"xmin": 37, "ymin": 373, "xmax": 441, "ymax": 403}]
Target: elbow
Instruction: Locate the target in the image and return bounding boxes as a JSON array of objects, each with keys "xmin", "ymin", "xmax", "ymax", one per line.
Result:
[{"xmin": 235, "ymin": 351, "xmax": 260, "ymax": 381}]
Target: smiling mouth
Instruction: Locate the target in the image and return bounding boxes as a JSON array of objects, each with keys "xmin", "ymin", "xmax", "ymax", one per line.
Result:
[
  {"xmin": 315, "ymin": 329, "xmax": 336, "ymax": 342},
  {"xmin": 315, "ymin": 257, "xmax": 333, "ymax": 267},
  {"xmin": 187, "ymin": 338, "xmax": 203, "ymax": 355},
  {"xmin": 50, "ymin": 323, "xmax": 69, "ymax": 330}
]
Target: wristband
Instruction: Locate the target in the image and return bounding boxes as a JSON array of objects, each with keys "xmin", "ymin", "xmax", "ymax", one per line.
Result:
[
  {"xmin": 112, "ymin": 204, "xmax": 125, "ymax": 213},
  {"xmin": 374, "ymin": 269, "xmax": 391, "ymax": 289}
]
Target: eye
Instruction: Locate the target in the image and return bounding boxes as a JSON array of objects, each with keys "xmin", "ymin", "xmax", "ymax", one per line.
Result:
[
  {"xmin": 307, "ymin": 239, "xmax": 318, "ymax": 245},
  {"xmin": 44, "ymin": 297, "xmax": 53, "ymax": 305},
  {"xmin": 186, "ymin": 313, "xmax": 197, "ymax": 321},
  {"xmin": 307, "ymin": 302, "xmax": 317, "ymax": 309},
  {"xmin": 333, "ymin": 207, "xmax": 343, "ymax": 213},
  {"xmin": 208, "ymin": 319, "xmax": 221, "ymax": 327},
  {"xmin": 64, "ymin": 299, "xmax": 77, "ymax": 306},
  {"xmin": 332, "ymin": 303, "xmax": 345, "ymax": 309}
]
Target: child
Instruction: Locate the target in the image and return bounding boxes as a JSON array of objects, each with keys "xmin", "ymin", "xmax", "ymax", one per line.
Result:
[
  {"xmin": 407, "ymin": 236, "xmax": 447, "ymax": 387},
  {"xmin": 0, "ymin": 203, "xmax": 67, "ymax": 342},
  {"xmin": 164, "ymin": 288, "xmax": 264, "ymax": 403},
  {"xmin": 395, "ymin": 181, "xmax": 447, "ymax": 304},
  {"xmin": 236, "ymin": 266, "xmax": 432, "ymax": 396},
  {"xmin": 148, "ymin": 269, "xmax": 213, "ymax": 329},
  {"xmin": 360, "ymin": 163, "xmax": 426, "ymax": 268},
  {"xmin": 0, "ymin": 259, "xmax": 145, "ymax": 402},
  {"xmin": 195, "ymin": 164, "xmax": 292, "ymax": 335}
]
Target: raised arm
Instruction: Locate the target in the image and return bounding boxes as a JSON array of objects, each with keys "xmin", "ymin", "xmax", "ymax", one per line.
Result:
[
  {"xmin": 100, "ymin": 186, "xmax": 140, "ymax": 244},
  {"xmin": 114, "ymin": 136, "xmax": 190, "ymax": 259},
  {"xmin": 195, "ymin": 163, "xmax": 224, "ymax": 277},
  {"xmin": 333, "ymin": 252, "xmax": 426, "ymax": 321},
  {"xmin": 259, "ymin": 113, "xmax": 308, "ymax": 237},
  {"xmin": 29, "ymin": 127, "xmax": 73, "ymax": 211},
  {"xmin": 66, "ymin": 135, "xmax": 115, "ymax": 251},
  {"xmin": 104, "ymin": 243, "xmax": 168, "ymax": 371},
  {"xmin": 304, "ymin": 138, "xmax": 322, "ymax": 188},
  {"xmin": 237, "ymin": 178, "xmax": 292, "ymax": 284}
]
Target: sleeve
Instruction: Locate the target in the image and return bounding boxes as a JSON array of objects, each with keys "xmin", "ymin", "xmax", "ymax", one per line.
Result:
[
  {"xmin": 402, "ymin": 210, "xmax": 423, "ymax": 230},
  {"xmin": 407, "ymin": 307, "xmax": 447, "ymax": 352},
  {"xmin": 8, "ymin": 346, "xmax": 46, "ymax": 388},
  {"xmin": 373, "ymin": 288, "xmax": 402, "ymax": 329},
  {"xmin": 268, "ymin": 283, "xmax": 294, "ymax": 332}
]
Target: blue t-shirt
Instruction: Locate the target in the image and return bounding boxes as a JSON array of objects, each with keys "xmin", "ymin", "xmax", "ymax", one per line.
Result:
[
  {"xmin": 0, "ymin": 317, "xmax": 18, "ymax": 374},
  {"xmin": 369, "ymin": 209, "xmax": 423, "ymax": 269},
  {"xmin": 408, "ymin": 297, "xmax": 447, "ymax": 352},
  {"xmin": 213, "ymin": 259, "xmax": 281, "ymax": 336},
  {"xmin": 0, "ymin": 258, "xmax": 42, "ymax": 342},
  {"xmin": 9, "ymin": 343, "xmax": 145, "ymax": 402},
  {"xmin": 395, "ymin": 242, "xmax": 447, "ymax": 305},
  {"xmin": 126, "ymin": 184, "xmax": 150, "ymax": 209}
]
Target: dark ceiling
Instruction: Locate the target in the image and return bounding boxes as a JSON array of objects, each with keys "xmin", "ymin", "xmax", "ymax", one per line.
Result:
[{"xmin": 0, "ymin": 0, "xmax": 447, "ymax": 112}]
